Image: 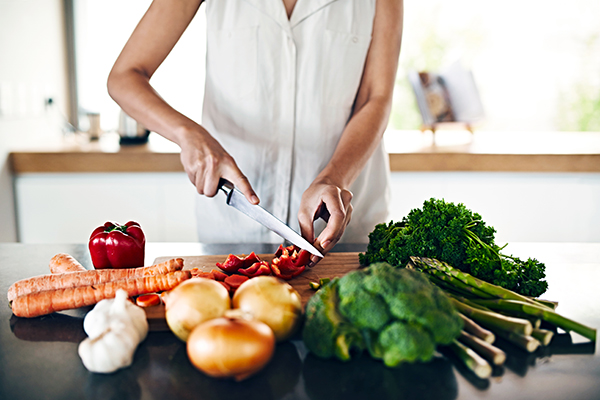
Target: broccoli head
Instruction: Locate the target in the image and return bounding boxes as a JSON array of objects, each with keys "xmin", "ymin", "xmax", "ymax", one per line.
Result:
[
  {"xmin": 378, "ymin": 321, "xmax": 436, "ymax": 366},
  {"xmin": 337, "ymin": 269, "xmax": 391, "ymax": 331},
  {"xmin": 302, "ymin": 263, "xmax": 463, "ymax": 367},
  {"xmin": 302, "ymin": 278, "xmax": 364, "ymax": 361}
]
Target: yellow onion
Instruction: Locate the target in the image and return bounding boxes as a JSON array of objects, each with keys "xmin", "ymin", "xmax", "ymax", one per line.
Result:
[
  {"xmin": 232, "ymin": 276, "xmax": 303, "ymax": 342},
  {"xmin": 187, "ymin": 316, "xmax": 275, "ymax": 381},
  {"xmin": 164, "ymin": 278, "xmax": 230, "ymax": 342}
]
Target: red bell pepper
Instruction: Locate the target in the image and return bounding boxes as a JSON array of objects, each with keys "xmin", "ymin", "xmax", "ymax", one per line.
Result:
[
  {"xmin": 89, "ymin": 221, "xmax": 145, "ymax": 269},
  {"xmin": 270, "ymin": 245, "xmax": 311, "ymax": 280}
]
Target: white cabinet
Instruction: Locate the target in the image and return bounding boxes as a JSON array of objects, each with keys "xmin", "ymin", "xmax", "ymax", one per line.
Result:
[
  {"xmin": 14, "ymin": 171, "xmax": 600, "ymax": 244},
  {"xmin": 389, "ymin": 172, "xmax": 600, "ymax": 244},
  {"xmin": 15, "ymin": 173, "xmax": 199, "ymax": 243}
]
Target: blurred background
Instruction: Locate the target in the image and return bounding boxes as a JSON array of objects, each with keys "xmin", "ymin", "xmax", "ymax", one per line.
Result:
[{"xmin": 1, "ymin": 0, "xmax": 599, "ymax": 244}]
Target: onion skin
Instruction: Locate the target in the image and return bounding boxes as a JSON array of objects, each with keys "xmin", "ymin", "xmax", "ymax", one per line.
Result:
[
  {"xmin": 164, "ymin": 278, "xmax": 230, "ymax": 342},
  {"xmin": 187, "ymin": 317, "xmax": 275, "ymax": 381},
  {"xmin": 232, "ymin": 276, "xmax": 303, "ymax": 342}
]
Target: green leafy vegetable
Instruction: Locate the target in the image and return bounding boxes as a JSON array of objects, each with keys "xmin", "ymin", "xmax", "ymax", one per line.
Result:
[
  {"xmin": 359, "ymin": 198, "xmax": 548, "ymax": 297},
  {"xmin": 302, "ymin": 263, "xmax": 463, "ymax": 366}
]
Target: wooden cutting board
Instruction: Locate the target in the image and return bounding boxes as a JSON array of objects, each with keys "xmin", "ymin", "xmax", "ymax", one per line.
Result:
[{"xmin": 144, "ymin": 252, "xmax": 362, "ymax": 331}]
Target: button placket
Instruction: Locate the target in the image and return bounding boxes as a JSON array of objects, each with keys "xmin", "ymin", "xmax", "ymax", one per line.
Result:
[{"xmin": 273, "ymin": 32, "xmax": 297, "ymax": 230}]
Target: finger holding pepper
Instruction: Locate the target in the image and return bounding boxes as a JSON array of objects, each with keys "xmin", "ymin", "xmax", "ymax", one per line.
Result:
[{"xmin": 89, "ymin": 221, "xmax": 146, "ymax": 269}]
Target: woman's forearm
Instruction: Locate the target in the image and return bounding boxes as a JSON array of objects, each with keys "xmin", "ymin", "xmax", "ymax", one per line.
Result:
[
  {"xmin": 317, "ymin": 0, "xmax": 403, "ymax": 190},
  {"xmin": 106, "ymin": 0, "xmax": 205, "ymax": 147},
  {"xmin": 107, "ymin": 68, "xmax": 206, "ymax": 146},
  {"xmin": 317, "ymin": 95, "xmax": 392, "ymax": 189}
]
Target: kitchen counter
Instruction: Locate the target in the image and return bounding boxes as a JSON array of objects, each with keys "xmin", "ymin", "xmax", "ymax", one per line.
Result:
[
  {"xmin": 1, "ymin": 242, "xmax": 598, "ymax": 400},
  {"xmin": 9, "ymin": 130, "xmax": 600, "ymax": 173}
]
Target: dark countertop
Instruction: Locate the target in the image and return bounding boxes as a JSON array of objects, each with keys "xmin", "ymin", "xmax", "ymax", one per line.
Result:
[{"xmin": 1, "ymin": 242, "xmax": 599, "ymax": 400}]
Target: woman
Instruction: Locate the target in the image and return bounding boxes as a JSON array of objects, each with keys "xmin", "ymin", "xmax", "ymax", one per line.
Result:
[{"xmin": 108, "ymin": 0, "xmax": 403, "ymax": 262}]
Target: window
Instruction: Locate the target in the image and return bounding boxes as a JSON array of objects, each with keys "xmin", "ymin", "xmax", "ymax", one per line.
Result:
[
  {"xmin": 72, "ymin": 0, "xmax": 206, "ymax": 132},
  {"xmin": 71, "ymin": 1, "xmax": 600, "ymax": 133}
]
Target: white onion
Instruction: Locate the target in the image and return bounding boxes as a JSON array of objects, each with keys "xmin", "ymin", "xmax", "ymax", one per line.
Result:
[
  {"xmin": 187, "ymin": 316, "xmax": 275, "ymax": 381},
  {"xmin": 232, "ymin": 276, "xmax": 303, "ymax": 342},
  {"xmin": 164, "ymin": 278, "xmax": 230, "ymax": 342}
]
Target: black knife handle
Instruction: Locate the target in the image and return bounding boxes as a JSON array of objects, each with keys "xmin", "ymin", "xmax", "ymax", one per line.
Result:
[{"xmin": 218, "ymin": 178, "xmax": 234, "ymax": 200}]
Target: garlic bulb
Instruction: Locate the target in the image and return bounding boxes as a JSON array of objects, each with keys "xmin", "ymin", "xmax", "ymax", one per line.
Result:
[{"xmin": 78, "ymin": 289, "xmax": 148, "ymax": 373}]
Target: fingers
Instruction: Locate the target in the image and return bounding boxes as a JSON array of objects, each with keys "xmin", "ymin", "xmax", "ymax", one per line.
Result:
[
  {"xmin": 179, "ymin": 138, "xmax": 258, "ymax": 203},
  {"xmin": 298, "ymin": 208, "xmax": 316, "ymax": 248},
  {"xmin": 316, "ymin": 189, "xmax": 353, "ymax": 252},
  {"xmin": 227, "ymin": 173, "xmax": 259, "ymax": 205},
  {"xmin": 300, "ymin": 186, "xmax": 353, "ymax": 267}
]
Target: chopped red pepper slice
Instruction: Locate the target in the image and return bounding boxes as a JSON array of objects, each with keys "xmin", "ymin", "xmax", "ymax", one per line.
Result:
[
  {"xmin": 270, "ymin": 245, "xmax": 310, "ymax": 280},
  {"xmin": 216, "ymin": 252, "xmax": 261, "ymax": 273},
  {"xmin": 210, "ymin": 269, "xmax": 229, "ymax": 281},
  {"xmin": 238, "ymin": 261, "xmax": 271, "ymax": 277},
  {"xmin": 275, "ymin": 244, "xmax": 296, "ymax": 258},
  {"xmin": 224, "ymin": 274, "xmax": 249, "ymax": 292}
]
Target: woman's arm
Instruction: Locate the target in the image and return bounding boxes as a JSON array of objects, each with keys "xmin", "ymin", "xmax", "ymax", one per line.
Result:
[
  {"xmin": 299, "ymin": 0, "xmax": 404, "ymax": 257},
  {"xmin": 108, "ymin": 0, "xmax": 258, "ymax": 203}
]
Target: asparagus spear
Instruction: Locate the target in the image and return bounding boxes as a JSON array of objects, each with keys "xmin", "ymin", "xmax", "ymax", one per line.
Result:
[
  {"xmin": 532, "ymin": 328, "xmax": 554, "ymax": 346},
  {"xmin": 447, "ymin": 340, "xmax": 492, "ymax": 379},
  {"xmin": 451, "ymin": 298, "xmax": 533, "ymax": 336},
  {"xmin": 459, "ymin": 330, "xmax": 506, "ymax": 366},
  {"xmin": 531, "ymin": 298, "xmax": 558, "ymax": 310},
  {"xmin": 494, "ymin": 329, "xmax": 541, "ymax": 353},
  {"xmin": 472, "ymin": 299, "xmax": 597, "ymax": 342},
  {"xmin": 410, "ymin": 257, "xmax": 552, "ymax": 310},
  {"xmin": 459, "ymin": 313, "xmax": 495, "ymax": 343},
  {"xmin": 424, "ymin": 274, "xmax": 476, "ymax": 298},
  {"xmin": 421, "ymin": 267, "xmax": 495, "ymax": 299}
]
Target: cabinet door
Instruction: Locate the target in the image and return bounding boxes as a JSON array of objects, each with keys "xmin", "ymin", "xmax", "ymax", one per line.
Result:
[{"xmin": 15, "ymin": 173, "xmax": 198, "ymax": 243}]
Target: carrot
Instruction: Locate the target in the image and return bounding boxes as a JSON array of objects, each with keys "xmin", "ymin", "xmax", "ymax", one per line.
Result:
[
  {"xmin": 7, "ymin": 258, "xmax": 184, "ymax": 302},
  {"xmin": 190, "ymin": 268, "xmax": 213, "ymax": 279},
  {"xmin": 136, "ymin": 293, "xmax": 161, "ymax": 308},
  {"xmin": 49, "ymin": 253, "xmax": 87, "ymax": 274},
  {"xmin": 11, "ymin": 270, "xmax": 191, "ymax": 318}
]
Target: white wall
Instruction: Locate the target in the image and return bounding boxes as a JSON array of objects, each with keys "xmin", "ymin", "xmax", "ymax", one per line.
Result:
[
  {"xmin": 389, "ymin": 172, "xmax": 600, "ymax": 244},
  {"xmin": 0, "ymin": 0, "xmax": 69, "ymax": 242}
]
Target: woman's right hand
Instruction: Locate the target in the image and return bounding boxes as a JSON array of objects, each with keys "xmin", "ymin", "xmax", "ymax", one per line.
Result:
[
  {"xmin": 105, "ymin": 0, "xmax": 258, "ymax": 206},
  {"xmin": 178, "ymin": 125, "xmax": 259, "ymax": 204}
]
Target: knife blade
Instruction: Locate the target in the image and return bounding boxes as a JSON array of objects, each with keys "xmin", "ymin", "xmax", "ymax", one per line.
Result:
[{"xmin": 218, "ymin": 179, "xmax": 324, "ymax": 258}]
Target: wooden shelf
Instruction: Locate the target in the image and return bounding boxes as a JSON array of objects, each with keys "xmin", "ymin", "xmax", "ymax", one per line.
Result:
[{"xmin": 9, "ymin": 130, "xmax": 600, "ymax": 174}]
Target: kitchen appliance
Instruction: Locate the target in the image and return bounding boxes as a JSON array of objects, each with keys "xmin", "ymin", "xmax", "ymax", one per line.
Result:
[{"xmin": 118, "ymin": 109, "xmax": 150, "ymax": 145}]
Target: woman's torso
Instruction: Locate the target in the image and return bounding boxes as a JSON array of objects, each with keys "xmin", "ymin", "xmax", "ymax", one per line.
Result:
[{"xmin": 197, "ymin": 0, "xmax": 390, "ymax": 243}]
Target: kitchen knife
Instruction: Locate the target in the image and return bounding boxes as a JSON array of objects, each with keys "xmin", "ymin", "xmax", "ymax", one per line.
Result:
[{"xmin": 218, "ymin": 179, "xmax": 324, "ymax": 258}]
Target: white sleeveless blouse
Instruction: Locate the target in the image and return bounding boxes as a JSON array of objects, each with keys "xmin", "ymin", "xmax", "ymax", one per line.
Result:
[{"xmin": 196, "ymin": 0, "xmax": 390, "ymax": 243}]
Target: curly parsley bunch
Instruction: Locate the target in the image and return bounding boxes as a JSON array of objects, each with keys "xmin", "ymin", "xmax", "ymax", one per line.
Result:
[{"xmin": 359, "ymin": 198, "xmax": 548, "ymax": 297}]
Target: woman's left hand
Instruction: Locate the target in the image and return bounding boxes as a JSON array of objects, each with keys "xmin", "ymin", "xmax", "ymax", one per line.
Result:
[{"xmin": 298, "ymin": 179, "xmax": 353, "ymax": 265}]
